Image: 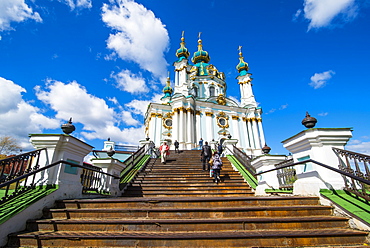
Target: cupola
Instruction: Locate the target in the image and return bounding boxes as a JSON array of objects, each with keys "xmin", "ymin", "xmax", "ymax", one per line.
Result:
[
  {"xmin": 191, "ymin": 35, "xmax": 210, "ymax": 64},
  {"xmin": 175, "ymin": 31, "xmax": 190, "ymax": 61},
  {"xmin": 163, "ymin": 73, "xmax": 173, "ymax": 98},
  {"xmin": 236, "ymin": 46, "xmax": 249, "ymax": 76}
]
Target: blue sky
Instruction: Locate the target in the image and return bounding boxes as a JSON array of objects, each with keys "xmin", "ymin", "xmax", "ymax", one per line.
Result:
[{"xmin": 0, "ymin": 0, "xmax": 369, "ymax": 155}]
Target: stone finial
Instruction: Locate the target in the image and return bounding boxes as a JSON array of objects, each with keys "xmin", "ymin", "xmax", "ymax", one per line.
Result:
[
  {"xmin": 107, "ymin": 147, "xmax": 115, "ymax": 157},
  {"xmin": 262, "ymin": 144, "xmax": 271, "ymax": 154},
  {"xmin": 61, "ymin": 117, "xmax": 76, "ymax": 135},
  {"xmin": 302, "ymin": 112, "xmax": 317, "ymax": 128}
]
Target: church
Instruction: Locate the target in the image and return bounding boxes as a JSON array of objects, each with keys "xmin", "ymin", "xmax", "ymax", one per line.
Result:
[{"xmin": 144, "ymin": 33, "xmax": 266, "ymax": 157}]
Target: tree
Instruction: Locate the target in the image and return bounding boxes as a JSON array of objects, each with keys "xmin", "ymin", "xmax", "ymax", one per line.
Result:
[{"xmin": 0, "ymin": 136, "xmax": 21, "ymax": 155}]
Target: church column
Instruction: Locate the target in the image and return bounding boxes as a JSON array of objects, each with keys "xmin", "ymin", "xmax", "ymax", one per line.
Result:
[
  {"xmin": 174, "ymin": 69, "xmax": 179, "ymax": 87},
  {"xmin": 172, "ymin": 109, "xmax": 179, "ymax": 144},
  {"xmin": 178, "ymin": 107, "xmax": 185, "ymax": 148},
  {"xmin": 257, "ymin": 118, "xmax": 266, "ymax": 147},
  {"xmin": 195, "ymin": 111, "xmax": 201, "ymax": 146},
  {"xmin": 156, "ymin": 114, "xmax": 163, "ymax": 145},
  {"xmin": 251, "ymin": 117, "xmax": 261, "ymax": 149},
  {"xmin": 245, "ymin": 118, "xmax": 254, "ymax": 148},
  {"xmin": 186, "ymin": 108, "xmax": 194, "ymax": 149},
  {"xmin": 148, "ymin": 113, "xmax": 156, "ymax": 143},
  {"xmin": 232, "ymin": 115, "xmax": 240, "ymax": 145},
  {"xmin": 205, "ymin": 111, "xmax": 214, "ymax": 142}
]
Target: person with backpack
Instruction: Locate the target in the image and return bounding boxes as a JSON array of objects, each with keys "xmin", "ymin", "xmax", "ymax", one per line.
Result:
[
  {"xmin": 211, "ymin": 151, "xmax": 223, "ymax": 183},
  {"xmin": 200, "ymin": 141, "xmax": 212, "ymax": 171}
]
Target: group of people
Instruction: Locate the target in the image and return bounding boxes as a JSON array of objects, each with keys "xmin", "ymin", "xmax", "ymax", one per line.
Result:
[
  {"xmin": 159, "ymin": 138, "xmax": 223, "ymax": 184},
  {"xmin": 200, "ymin": 140, "xmax": 223, "ymax": 184}
]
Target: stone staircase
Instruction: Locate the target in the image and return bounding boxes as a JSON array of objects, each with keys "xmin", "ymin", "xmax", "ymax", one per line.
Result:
[{"xmin": 6, "ymin": 150, "xmax": 369, "ymax": 247}]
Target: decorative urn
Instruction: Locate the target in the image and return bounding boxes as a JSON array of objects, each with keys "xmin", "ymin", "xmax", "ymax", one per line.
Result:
[
  {"xmin": 301, "ymin": 112, "xmax": 317, "ymax": 128},
  {"xmin": 61, "ymin": 118, "xmax": 76, "ymax": 135}
]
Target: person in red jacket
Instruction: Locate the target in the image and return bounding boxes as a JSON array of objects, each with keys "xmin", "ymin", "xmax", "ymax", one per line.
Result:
[{"xmin": 159, "ymin": 141, "xmax": 170, "ymax": 164}]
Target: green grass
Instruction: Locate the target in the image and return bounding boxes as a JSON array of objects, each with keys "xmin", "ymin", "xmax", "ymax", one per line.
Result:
[
  {"xmin": 120, "ymin": 155, "xmax": 150, "ymax": 184},
  {"xmin": 0, "ymin": 185, "xmax": 58, "ymax": 225},
  {"xmin": 265, "ymin": 188, "xmax": 293, "ymax": 194},
  {"xmin": 226, "ymin": 155, "xmax": 258, "ymax": 189},
  {"xmin": 320, "ymin": 189, "xmax": 370, "ymax": 225}
]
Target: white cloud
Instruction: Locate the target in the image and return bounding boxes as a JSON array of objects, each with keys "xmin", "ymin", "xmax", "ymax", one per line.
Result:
[
  {"xmin": 111, "ymin": 69, "xmax": 148, "ymax": 94},
  {"xmin": 121, "ymin": 111, "xmax": 140, "ymax": 126},
  {"xmin": 57, "ymin": 0, "xmax": 92, "ymax": 10},
  {"xmin": 102, "ymin": 0, "xmax": 169, "ymax": 79},
  {"xmin": 35, "ymin": 79, "xmax": 145, "ymax": 144},
  {"xmin": 0, "ymin": 0, "xmax": 42, "ymax": 31},
  {"xmin": 36, "ymin": 79, "xmax": 115, "ymax": 131},
  {"xmin": 125, "ymin": 93, "xmax": 162, "ymax": 116},
  {"xmin": 297, "ymin": 0, "xmax": 358, "ymax": 30},
  {"xmin": 347, "ymin": 139, "xmax": 370, "ymax": 155},
  {"xmin": 0, "ymin": 77, "xmax": 60, "ymax": 149},
  {"xmin": 309, "ymin": 70, "xmax": 335, "ymax": 89},
  {"xmin": 279, "ymin": 104, "xmax": 288, "ymax": 110},
  {"xmin": 318, "ymin": 112, "xmax": 328, "ymax": 116}
]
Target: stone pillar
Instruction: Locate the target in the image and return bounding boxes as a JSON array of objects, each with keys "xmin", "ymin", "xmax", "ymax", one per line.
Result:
[
  {"xmin": 252, "ymin": 155, "xmax": 287, "ymax": 196},
  {"xmin": 205, "ymin": 111, "xmax": 214, "ymax": 142},
  {"xmin": 91, "ymin": 158, "xmax": 125, "ymax": 196},
  {"xmin": 282, "ymin": 128, "xmax": 352, "ymax": 195},
  {"xmin": 186, "ymin": 108, "xmax": 194, "ymax": 149},
  {"xmin": 148, "ymin": 113, "xmax": 156, "ymax": 145},
  {"xmin": 172, "ymin": 109, "xmax": 179, "ymax": 144},
  {"xmin": 232, "ymin": 116, "xmax": 241, "ymax": 147},
  {"xmin": 257, "ymin": 118, "xmax": 265, "ymax": 147},
  {"xmin": 246, "ymin": 118, "xmax": 254, "ymax": 148},
  {"xmin": 195, "ymin": 110, "xmax": 201, "ymax": 147},
  {"xmin": 251, "ymin": 118, "xmax": 261, "ymax": 149},
  {"xmin": 29, "ymin": 134, "xmax": 93, "ymax": 199},
  {"xmin": 179, "ymin": 107, "xmax": 185, "ymax": 148}
]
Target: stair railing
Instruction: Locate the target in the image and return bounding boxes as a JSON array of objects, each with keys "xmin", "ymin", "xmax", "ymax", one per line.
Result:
[
  {"xmin": 0, "ymin": 151, "xmax": 119, "ymax": 204},
  {"xmin": 332, "ymin": 148, "xmax": 370, "ymax": 201},
  {"xmin": 225, "ymin": 145, "xmax": 256, "ymax": 175},
  {"xmin": 119, "ymin": 144, "xmax": 150, "ymax": 190},
  {"xmin": 256, "ymin": 156, "xmax": 370, "ymax": 201},
  {"xmin": 274, "ymin": 158, "xmax": 296, "ymax": 189}
]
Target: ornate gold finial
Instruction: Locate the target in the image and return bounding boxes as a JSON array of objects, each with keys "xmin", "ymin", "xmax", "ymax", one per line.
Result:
[
  {"xmin": 198, "ymin": 32, "xmax": 202, "ymax": 40},
  {"xmin": 238, "ymin": 46, "xmax": 243, "ymax": 56},
  {"xmin": 216, "ymin": 94, "xmax": 226, "ymax": 105}
]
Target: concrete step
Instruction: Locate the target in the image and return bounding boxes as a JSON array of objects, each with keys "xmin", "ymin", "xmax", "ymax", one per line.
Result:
[
  {"xmin": 9, "ymin": 229, "xmax": 368, "ymax": 247},
  {"xmin": 44, "ymin": 205, "xmax": 334, "ymax": 219},
  {"xmin": 28, "ymin": 216, "xmax": 351, "ymax": 232},
  {"xmin": 56, "ymin": 196, "xmax": 322, "ymax": 209}
]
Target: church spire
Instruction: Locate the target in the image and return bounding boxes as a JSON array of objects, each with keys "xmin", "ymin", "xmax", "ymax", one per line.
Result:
[
  {"xmin": 162, "ymin": 72, "xmax": 173, "ymax": 98},
  {"xmin": 191, "ymin": 32, "xmax": 210, "ymax": 64},
  {"xmin": 175, "ymin": 31, "xmax": 190, "ymax": 61},
  {"xmin": 236, "ymin": 46, "xmax": 249, "ymax": 76}
]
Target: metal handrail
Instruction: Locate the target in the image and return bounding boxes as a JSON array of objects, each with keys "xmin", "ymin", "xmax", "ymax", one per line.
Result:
[
  {"xmin": 256, "ymin": 159, "xmax": 370, "ymax": 185},
  {"xmin": 225, "ymin": 145, "xmax": 256, "ymax": 175},
  {"xmin": 0, "ymin": 159, "xmax": 118, "ymax": 204}
]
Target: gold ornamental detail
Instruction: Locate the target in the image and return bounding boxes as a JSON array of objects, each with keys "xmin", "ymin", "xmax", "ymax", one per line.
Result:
[
  {"xmin": 232, "ymin": 115, "xmax": 239, "ymax": 120},
  {"xmin": 205, "ymin": 112, "xmax": 213, "ymax": 117},
  {"xmin": 195, "ymin": 110, "xmax": 201, "ymax": 115}
]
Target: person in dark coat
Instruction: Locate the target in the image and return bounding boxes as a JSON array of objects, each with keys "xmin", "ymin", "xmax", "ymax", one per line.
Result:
[
  {"xmin": 200, "ymin": 141, "xmax": 212, "ymax": 171},
  {"xmin": 174, "ymin": 140, "xmax": 179, "ymax": 153}
]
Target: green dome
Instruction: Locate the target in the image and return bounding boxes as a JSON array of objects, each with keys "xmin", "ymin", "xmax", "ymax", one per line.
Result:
[
  {"xmin": 236, "ymin": 51, "xmax": 249, "ymax": 75},
  {"xmin": 163, "ymin": 76, "xmax": 173, "ymax": 97},
  {"xmin": 176, "ymin": 35, "xmax": 190, "ymax": 61},
  {"xmin": 191, "ymin": 39, "xmax": 210, "ymax": 64}
]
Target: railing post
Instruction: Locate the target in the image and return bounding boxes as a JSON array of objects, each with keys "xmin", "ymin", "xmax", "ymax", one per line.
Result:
[
  {"xmin": 282, "ymin": 128, "xmax": 352, "ymax": 196},
  {"xmin": 29, "ymin": 134, "xmax": 93, "ymax": 199},
  {"xmin": 91, "ymin": 158, "xmax": 125, "ymax": 196},
  {"xmin": 252, "ymin": 155, "xmax": 288, "ymax": 195}
]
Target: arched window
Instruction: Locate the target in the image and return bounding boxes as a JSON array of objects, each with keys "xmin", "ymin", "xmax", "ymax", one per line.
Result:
[{"xmin": 209, "ymin": 86, "xmax": 215, "ymax": 97}]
